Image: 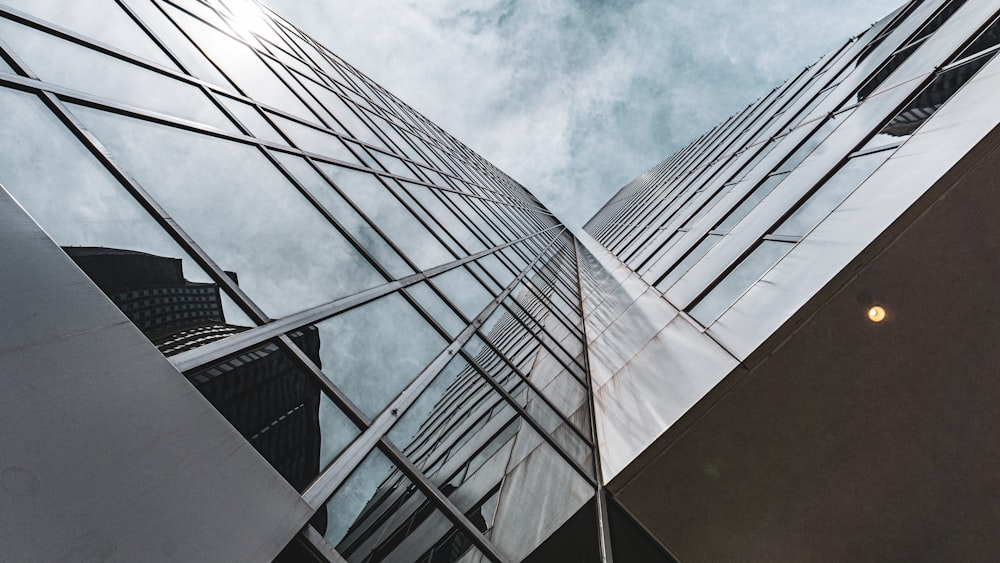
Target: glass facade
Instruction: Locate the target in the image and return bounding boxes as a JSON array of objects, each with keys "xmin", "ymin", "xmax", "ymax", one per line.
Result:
[
  {"xmin": 3, "ymin": 0, "xmax": 999, "ymax": 561},
  {"xmin": 587, "ymin": 0, "xmax": 1000, "ymax": 330},
  {"xmin": 0, "ymin": 1, "xmax": 599, "ymax": 560}
]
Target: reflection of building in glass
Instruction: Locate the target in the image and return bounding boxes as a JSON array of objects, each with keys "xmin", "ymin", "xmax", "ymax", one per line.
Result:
[
  {"xmin": 64, "ymin": 246, "xmax": 238, "ymax": 355},
  {"xmin": 67, "ymin": 246, "xmax": 323, "ymax": 493},
  {"xmin": 3, "ymin": 1, "xmax": 1000, "ymax": 561}
]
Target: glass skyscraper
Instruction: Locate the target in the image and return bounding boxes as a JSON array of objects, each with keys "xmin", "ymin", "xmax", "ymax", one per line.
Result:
[{"xmin": 1, "ymin": 0, "xmax": 998, "ymax": 561}]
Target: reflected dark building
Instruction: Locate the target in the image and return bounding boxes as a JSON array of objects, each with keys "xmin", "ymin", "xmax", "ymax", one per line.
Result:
[
  {"xmin": 65, "ymin": 247, "xmax": 238, "ymax": 355},
  {"xmin": 3, "ymin": 0, "xmax": 1000, "ymax": 561},
  {"xmin": 67, "ymin": 246, "xmax": 323, "ymax": 494}
]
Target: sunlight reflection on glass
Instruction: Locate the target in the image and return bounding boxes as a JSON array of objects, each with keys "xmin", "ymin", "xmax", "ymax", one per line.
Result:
[{"xmin": 222, "ymin": 0, "xmax": 271, "ymax": 47}]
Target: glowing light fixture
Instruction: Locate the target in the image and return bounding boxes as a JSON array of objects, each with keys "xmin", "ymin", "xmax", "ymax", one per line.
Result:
[{"xmin": 867, "ymin": 305, "xmax": 887, "ymax": 323}]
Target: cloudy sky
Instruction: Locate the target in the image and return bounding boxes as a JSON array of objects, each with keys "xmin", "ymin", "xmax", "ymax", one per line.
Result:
[{"xmin": 263, "ymin": 0, "xmax": 902, "ymax": 229}]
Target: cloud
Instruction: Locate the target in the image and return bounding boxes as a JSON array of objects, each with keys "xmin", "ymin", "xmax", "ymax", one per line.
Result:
[{"xmin": 263, "ymin": 0, "xmax": 903, "ymax": 229}]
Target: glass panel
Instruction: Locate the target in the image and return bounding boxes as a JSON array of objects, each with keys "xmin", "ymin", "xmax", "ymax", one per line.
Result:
[
  {"xmin": 774, "ymin": 150, "xmax": 894, "ymax": 237},
  {"xmin": 0, "ymin": 86, "xmax": 251, "ymax": 352},
  {"xmin": 731, "ymin": 137, "xmax": 779, "ymax": 182},
  {"xmin": 654, "ymin": 234, "xmax": 723, "ymax": 292},
  {"xmin": 683, "ymin": 183, "xmax": 736, "ymax": 227},
  {"xmin": 2, "ymin": 0, "xmax": 175, "ymax": 67},
  {"xmin": 874, "ymin": 51, "xmax": 998, "ymax": 140},
  {"xmin": 307, "ymin": 293, "xmax": 448, "ymax": 418},
  {"xmin": 388, "ymin": 356, "xmax": 481, "ymax": 456},
  {"xmin": 375, "ymin": 152, "xmax": 415, "ymax": 179},
  {"xmin": 774, "ymin": 115, "xmax": 844, "ymax": 174},
  {"xmin": 715, "ymin": 172, "xmax": 789, "ymax": 232},
  {"xmin": 465, "ymin": 338, "xmax": 593, "ymax": 476},
  {"xmin": 314, "ymin": 448, "xmax": 482, "ymax": 563},
  {"xmin": 404, "ymin": 282, "xmax": 468, "ymax": 338},
  {"xmin": 124, "ymin": 0, "xmax": 235, "ymax": 88},
  {"xmin": 910, "ymin": 0, "xmax": 968, "ymax": 43},
  {"xmin": 165, "ymin": 5, "xmax": 317, "ymax": 121},
  {"xmin": 416, "ymin": 528, "xmax": 487, "ymax": 563},
  {"xmin": 689, "ymin": 240, "xmax": 795, "ymax": 326},
  {"xmin": 467, "ymin": 261, "xmax": 504, "ymax": 294},
  {"xmin": 856, "ymin": 0, "xmax": 968, "ymax": 101},
  {"xmin": 427, "ymin": 268, "xmax": 497, "ymax": 325},
  {"xmin": 272, "ymin": 152, "xmax": 413, "ymax": 279},
  {"xmin": 956, "ymin": 14, "xmax": 1000, "ymax": 60},
  {"xmin": 0, "ymin": 18, "xmax": 237, "ymax": 131},
  {"xmin": 0, "ymin": 56, "xmax": 11, "ymax": 73},
  {"xmin": 318, "ymin": 162, "xmax": 455, "ymax": 270},
  {"xmin": 218, "ymin": 96, "xmax": 287, "ymax": 143},
  {"xmin": 476, "ymin": 253, "xmax": 517, "ymax": 288},
  {"xmin": 402, "ymin": 182, "xmax": 488, "ymax": 254},
  {"xmin": 297, "ymin": 78, "xmax": 368, "ymax": 137},
  {"xmin": 268, "ymin": 112, "xmax": 355, "ymax": 161},
  {"xmin": 71, "ymin": 105, "xmax": 385, "ymax": 317},
  {"xmin": 185, "ymin": 336, "xmax": 359, "ymax": 492}
]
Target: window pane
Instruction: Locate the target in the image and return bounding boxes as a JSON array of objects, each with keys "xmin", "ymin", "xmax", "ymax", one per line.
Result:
[
  {"xmin": 688, "ymin": 240, "xmax": 794, "ymax": 326},
  {"xmin": 0, "ymin": 18, "xmax": 237, "ymax": 131},
  {"xmin": 956, "ymin": 14, "xmax": 1000, "ymax": 60},
  {"xmin": 388, "ymin": 356, "xmax": 480, "ymax": 454},
  {"xmin": 270, "ymin": 113, "xmax": 356, "ymax": 161},
  {"xmin": 72, "ymin": 105, "xmax": 385, "ymax": 317},
  {"xmin": 431, "ymin": 267, "xmax": 496, "ymax": 322},
  {"xmin": 404, "ymin": 282, "xmax": 468, "ymax": 338},
  {"xmin": 774, "ymin": 114, "xmax": 846, "ymax": 174},
  {"xmin": 0, "ymin": 86, "xmax": 252, "ymax": 352},
  {"xmin": 715, "ymin": 172, "xmax": 788, "ymax": 232},
  {"xmin": 308, "ymin": 293, "xmax": 448, "ymax": 418},
  {"xmin": 124, "ymin": 0, "xmax": 235, "ymax": 88},
  {"xmin": 774, "ymin": 150, "xmax": 893, "ymax": 237},
  {"xmin": 2, "ymin": 0, "xmax": 175, "ymax": 67},
  {"xmin": 318, "ymin": 162, "xmax": 455, "ymax": 270},
  {"xmin": 218, "ymin": 96, "xmax": 287, "ymax": 143},
  {"xmin": 654, "ymin": 234, "xmax": 723, "ymax": 292},
  {"xmin": 876, "ymin": 51, "xmax": 997, "ymax": 139},
  {"xmin": 273, "ymin": 151, "xmax": 413, "ymax": 279},
  {"xmin": 185, "ymin": 335, "xmax": 359, "ymax": 492},
  {"xmin": 313, "ymin": 449, "xmax": 480, "ymax": 563},
  {"xmin": 165, "ymin": 5, "xmax": 317, "ymax": 121}
]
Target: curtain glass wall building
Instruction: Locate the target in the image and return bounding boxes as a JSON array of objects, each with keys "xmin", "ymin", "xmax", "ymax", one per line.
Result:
[{"xmin": 2, "ymin": 0, "xmax": 999, "ymax": 561}]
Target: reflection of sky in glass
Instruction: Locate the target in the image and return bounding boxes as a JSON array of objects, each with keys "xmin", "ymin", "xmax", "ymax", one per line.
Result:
[
  {"xmin": 431, "ymin": 267, "xmax": 495, "ymax": 322},
  {"xmin": 2, "ymin": 0, "xmax": 174, "ymax": 67},
  {"xmin": 70, "ymin": 104, "xmax": 386, "ymax": 318},
  {"xmin": 774, "ymin": 150, "xmax": 892, "ymax": 237},
  {"xmin": 0, "ymin": 86, "xmax": 257, "ymax": 333},
  {"xmin": 124, "ymin": 0, "xmax": 235, "ymax": 88},
  {"xmin": 388, "ymin": 356, "xmax": 470, "ymax": 451},
  {"xmin": 689, "ymin": 240, "xmax": 793, "ymax": 325},
  {"xmin": 311, "ymin": 293, "xmax": 447, "ymax": 418},
  {"xmin": 0, "ymin": 19, "xmax": 236, "ymax": 132},
  {"xmin": 319, "ymin": 163, "xmax": 455, "ymax": 270},
  {"xmin": 320, "ymin": 449, "xmax": 395, "ymax": 547},
  {"xmin": 318, "ymin": 392, "xmax": 360, "ymax": 472},
  {"xmin": 404, "ymin": 282, "xmax": 467, "ymax": 338},
  {"xmin": 273, "ymin": 151, "xmax": 413, "ymax": 278},
  {"xmin": 166, "ymin": 5, "xmax": 317, "ymax": 122}
]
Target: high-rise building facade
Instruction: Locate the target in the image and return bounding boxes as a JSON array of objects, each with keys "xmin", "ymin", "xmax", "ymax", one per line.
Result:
[
  {"xmin": 1, "ymin": 0, "xmax": 998, "ymax": 561},
  {"xmin": 584, "ymin": 0, "xmax": 1000, "ymax": 559}
]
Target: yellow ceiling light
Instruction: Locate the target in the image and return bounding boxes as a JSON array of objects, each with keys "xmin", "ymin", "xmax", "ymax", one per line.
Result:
[{"xmin": 867, "ymin": 305, "xmax": 887, "ymax": 323}]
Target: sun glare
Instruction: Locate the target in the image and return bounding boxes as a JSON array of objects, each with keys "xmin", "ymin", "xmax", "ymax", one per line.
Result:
[{"xmin": 224, "ymin": 0, "xmax": 271, "ymax": 46}]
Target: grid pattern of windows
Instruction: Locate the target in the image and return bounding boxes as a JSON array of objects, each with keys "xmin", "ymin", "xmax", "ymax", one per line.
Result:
[
  {"xmin": 5, "ymin": 0, "xmax": 998, "ymax": 560},
  {"xmin": 586, "ymin": 0, "xmax": 1000, "ymax": 329},
  {"xmin": 0, "ymin": 1, "xmax": 596, "ymax": 560}
]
